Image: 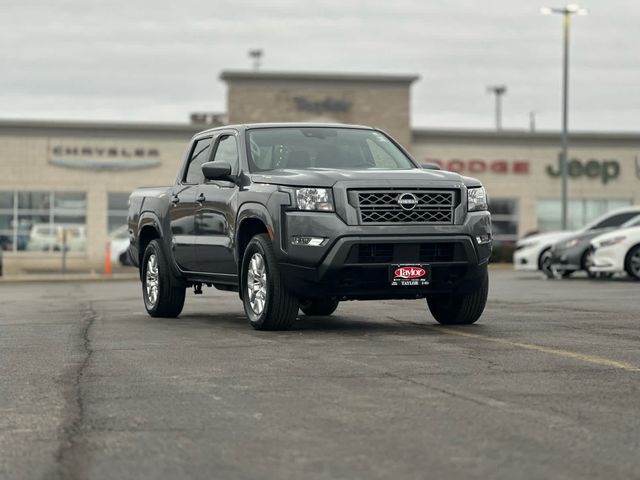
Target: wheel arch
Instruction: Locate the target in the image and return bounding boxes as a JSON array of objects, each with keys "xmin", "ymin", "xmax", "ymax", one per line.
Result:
[
  {"xmin": 236, "ymin": 204, "xmax": 277, "ymax": 299},
  {"xmin": 236, "ymin": 203, "xmax": 276, "ymax": 264},
  {"xmin": 537, "ymin": 246, "xmax": 552, "ymax": 270},
  {"xmin": 137, "ymin": 212, "xmax": 163, "ymax": 270}
]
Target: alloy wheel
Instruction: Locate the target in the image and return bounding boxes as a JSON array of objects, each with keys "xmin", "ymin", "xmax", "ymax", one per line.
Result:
[
  {"xmin": 145, "ymin": 254, "xmax": 159, "ymax": 306},
  {"xmin": 247, "ymin": 252, "xmax": 267, "ymax": 315}
]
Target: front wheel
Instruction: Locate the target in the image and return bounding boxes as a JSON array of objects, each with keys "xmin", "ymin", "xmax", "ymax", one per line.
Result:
[
  {"xmin": 141, "ymin": 239, "xmax": 186, "ymax": 318},
  {"xmin": 426, "ymin": 272, "xmax": 488, "ymax": 325},
  {"xmin": 300, "ymin": 298, "xmax": 339, "ymax": 316},
  {"xmin": 625, "ymin": 245, "xmax": 640, "ymax": 280},
  {"xmin": 540, "ymin": 250, "xmax": 555, "ymax": 279},
  {"xmin": 241, "ymin": 234, "xmax": 299, "ymax": 330}
]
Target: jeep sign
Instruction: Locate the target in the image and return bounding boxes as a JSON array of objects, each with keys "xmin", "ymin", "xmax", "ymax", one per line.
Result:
[{"xmin": 546, "ymin": 155, "xmax": 620, "ymax": 184}]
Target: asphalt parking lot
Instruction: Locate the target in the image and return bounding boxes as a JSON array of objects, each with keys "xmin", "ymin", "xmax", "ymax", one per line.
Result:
[{"xmin": 1, "ymin": 269, "xmax": 639, "ymax": 480}]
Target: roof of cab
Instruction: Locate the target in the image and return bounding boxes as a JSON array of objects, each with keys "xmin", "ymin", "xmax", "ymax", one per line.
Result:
[{"xmin": 193, "ymin": 122, "xmax": 375, "ymax": 137}]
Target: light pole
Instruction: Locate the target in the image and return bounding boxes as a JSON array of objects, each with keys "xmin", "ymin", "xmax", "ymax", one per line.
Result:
[
  {"xmin": 248, "ymin": 49, "xmax": 263, "ymax": 71},
  {"xmin": 487, "ymin": 85, "xmax": 507, "ymax": 130},
  {"xmin": 541, "ymin": 4, "xmax": 587, "ymax": 230}
]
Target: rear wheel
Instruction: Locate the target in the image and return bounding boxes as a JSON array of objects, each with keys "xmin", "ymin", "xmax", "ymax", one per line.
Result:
[
  {"xmin": 300, "ymin": 298, "xmax": 339, "ymax": 316},
  {"xmin": 141, "ymin": 239, "xmax": 185, "ymax": 318},
  {"xmin": 426, "ymin": 272, "xmax": 488, "ymax": 325},
  {"xmin": 625, "ymin": 245, "xmax": 640, "ymax": 280},
  {"xmin": 241, "ymin": 234, "xmax": 299, "ymax": 330}
]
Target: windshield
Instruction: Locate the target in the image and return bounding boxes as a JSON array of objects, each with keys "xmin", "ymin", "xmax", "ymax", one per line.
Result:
[{"xmin": 247, "ymin": 127, "xmax": 416, "ymax": 172}]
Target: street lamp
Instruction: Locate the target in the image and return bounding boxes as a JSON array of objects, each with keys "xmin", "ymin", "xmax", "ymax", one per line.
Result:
[
  {"xmin": 541, "ymin": 4, "xmax": 587, "ymax": 230},
  {"xmin": 248, "ymin": 49, "xmax": 264, "ymax": 71},
  {"xmin": 487, "ymin": 85, "xmax": 507, "ymax": 131}
]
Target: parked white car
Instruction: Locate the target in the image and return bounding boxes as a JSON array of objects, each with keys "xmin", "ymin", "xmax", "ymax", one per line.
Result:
[
  {"xmin": 589, "ymin": 222, "xmax": 640, "ymax": 280},
  {"xmin": 513, "ymin": 206, "xmax": 640, "ymax": 276},
  {"xmin": 109, "ymin": 225, "xmax": 133, "ymax": 266},
  {"xmin": 26, "ymin": 223, "xmax": 86, "ymax": 252}
]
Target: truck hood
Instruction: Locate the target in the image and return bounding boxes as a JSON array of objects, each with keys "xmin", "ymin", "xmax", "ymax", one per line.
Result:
[{"xmin": 250, "ymin": 168, "xmax": 470, "ymax": 188}]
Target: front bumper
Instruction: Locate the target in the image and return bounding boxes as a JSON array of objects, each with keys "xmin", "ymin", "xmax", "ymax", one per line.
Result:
[
  {"xmin": 276, "ymin": 210, "xmax": 491, "ymax": 300},
  {"xmin": 589, "ymin": 246, "xmax": 625, "ymax": 273},
  {"xmin": 549, "ymin": 244, "xmax": 587, "ymax": 273},
  {"xmin": 513, "ymin": 248, "xmax": 540, "ymax": 271}
]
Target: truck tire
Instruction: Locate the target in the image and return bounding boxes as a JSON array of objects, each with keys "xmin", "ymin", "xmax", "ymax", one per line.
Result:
[
  {"xmin": 241, "ymin": 234, "xmax": 299, "ymax": 330},
  {"xmin": 141, "ymin": 239, "xmax": 185, "ymax": 318},
  {"xmin": 426, "ymin": 272, "xmax": 488, "ymax": 325},
  {"xmin": 624, "ymin": 244, "xmax": 640, "ymax": 280},
  {"xmin": 300, "ymin": 298, "xmax": 339, "ymax": 316}
]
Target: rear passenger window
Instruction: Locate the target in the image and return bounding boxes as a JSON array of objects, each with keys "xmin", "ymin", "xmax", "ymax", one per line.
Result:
[{"xmin": 184, "ymin": 138, "xmax": 212, "ymax": 184}]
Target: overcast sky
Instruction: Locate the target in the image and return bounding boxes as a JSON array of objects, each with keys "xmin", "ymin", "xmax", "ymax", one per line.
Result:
[{"xmin": 1, "ymin": 0, "xmax": 638, "ymax": 131}]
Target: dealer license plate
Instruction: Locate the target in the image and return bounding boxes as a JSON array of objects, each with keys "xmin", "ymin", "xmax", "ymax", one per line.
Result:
[{"xmin": 389, "ymin": 264, "xmax": 431, "ymax": 287}]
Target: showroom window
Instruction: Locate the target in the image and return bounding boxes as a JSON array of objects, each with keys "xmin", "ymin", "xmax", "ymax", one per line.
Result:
[
  {"xmin": 0, "ymin": 191, "xmax": 87, "ymax": 253},
  {"xmin": 107, "ymin": 192, "xmax": 131, "ymax": 235},
  {"xmin": 536, "ymin": 199, "xmax": 632, "ymax": 232},
  {"xmin": 488, "ymin": 198, "xmax": 519, "ymax": 242}
]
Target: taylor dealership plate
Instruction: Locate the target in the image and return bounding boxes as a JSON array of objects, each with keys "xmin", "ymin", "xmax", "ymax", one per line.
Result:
[{"xmin": 389, "ymin": 264, "xmax": 431, "ymax": 287}]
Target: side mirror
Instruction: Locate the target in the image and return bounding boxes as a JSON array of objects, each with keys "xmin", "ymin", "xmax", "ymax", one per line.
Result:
[
  {"xmin": 421, "ymin": 162, "xmax": 441, "ymax": 170},
  {"xmin": 202, "ymin": 161, "xmax": 232, "ymax": 181}
]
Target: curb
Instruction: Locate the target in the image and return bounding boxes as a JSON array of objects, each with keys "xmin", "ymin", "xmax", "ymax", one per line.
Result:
[{"xmin": 0, "ymin": 273, "xmax": 139, "ymax": 283}]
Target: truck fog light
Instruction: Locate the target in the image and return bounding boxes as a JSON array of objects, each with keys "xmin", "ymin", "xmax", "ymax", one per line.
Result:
[
  {"xmin": 291, "ymin": 236, "xmax": 327, "ymax": 247},
  {"xmin": 476, "ymin": 234, "xmax": 492, "ymax": 245}
]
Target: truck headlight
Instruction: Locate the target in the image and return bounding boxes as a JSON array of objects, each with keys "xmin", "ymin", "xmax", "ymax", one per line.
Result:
[
  {"xmin": 467, "ymin": 186, "xmax": 487, "ymax": 212},
  {"xmin": 294, "ymin": 188, "xmax": 334, "ymax": 212}
]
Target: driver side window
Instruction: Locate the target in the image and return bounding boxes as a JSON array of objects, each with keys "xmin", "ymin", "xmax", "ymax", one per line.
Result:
[
  {"xmin": 184, "ymin": 137, "xmax": 212, "ymax": 184},
  {"xmin": 213, "ymin": 135, "xmax": 239, "ymax": 174}
]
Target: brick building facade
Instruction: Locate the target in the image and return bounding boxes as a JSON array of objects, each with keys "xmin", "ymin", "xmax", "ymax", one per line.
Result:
[{"xmin": 0, "ymin": 70, "xmax": 638, "ymax": 274}]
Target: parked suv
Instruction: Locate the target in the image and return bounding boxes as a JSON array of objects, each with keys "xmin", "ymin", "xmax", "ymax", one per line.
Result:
[{"xmin": 127, "ymin": 124, "xmax": 492, "ymax": 330}]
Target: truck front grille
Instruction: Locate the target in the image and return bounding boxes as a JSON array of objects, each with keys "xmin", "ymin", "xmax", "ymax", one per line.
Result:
[{"xmin": 354, "ymin": 189, "xmax": 455, "ymax": 224}]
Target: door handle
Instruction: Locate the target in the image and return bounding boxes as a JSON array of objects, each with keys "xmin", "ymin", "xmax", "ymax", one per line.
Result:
[
  {"xmin": 170, "ymin": 195, "xmax": 180, "ymax": 205},
  {"xmin": 197, "ymin": 193, "xmax": 206, "ymax": 203}
]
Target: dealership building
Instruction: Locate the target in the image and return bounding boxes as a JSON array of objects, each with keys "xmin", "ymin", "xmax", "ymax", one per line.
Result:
[{"xmin": 1, "ymin": 70, "xmax": 638, "ymax": 274}]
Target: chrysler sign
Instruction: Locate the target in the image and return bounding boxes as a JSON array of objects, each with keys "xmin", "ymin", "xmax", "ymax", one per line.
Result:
[{"xmin": 49, "ymin": 145, "xmax": 161, "ymax": 170}]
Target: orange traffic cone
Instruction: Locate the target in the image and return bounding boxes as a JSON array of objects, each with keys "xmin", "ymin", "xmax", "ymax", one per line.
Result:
[{"xmin": 105, "ymin": 240, "xmax": 112, "ymax": 276}]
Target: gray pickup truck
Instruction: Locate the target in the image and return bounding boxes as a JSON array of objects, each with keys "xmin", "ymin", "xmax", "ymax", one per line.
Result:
[{"xmin": 127, "ymin": 123, "xmax": 492, "ymax": 330}]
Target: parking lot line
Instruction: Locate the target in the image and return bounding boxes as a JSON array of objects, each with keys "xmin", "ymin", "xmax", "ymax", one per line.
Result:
[{"xmin": 430, "ymin": 327, "xmax": 640, "ymax": 372}]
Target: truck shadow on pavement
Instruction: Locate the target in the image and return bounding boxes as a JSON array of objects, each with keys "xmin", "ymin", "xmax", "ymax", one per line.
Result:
[{"xmin": 174, "ymin": 311, "xmax": 489, "ymax": 335}]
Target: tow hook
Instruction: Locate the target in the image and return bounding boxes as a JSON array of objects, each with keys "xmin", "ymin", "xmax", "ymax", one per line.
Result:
[{"xmin": 193, "ymin": 283, "xmax": 203, "ymax": 295}]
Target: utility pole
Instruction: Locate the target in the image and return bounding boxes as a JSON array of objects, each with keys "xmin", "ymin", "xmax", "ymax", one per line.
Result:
[
  {"xmin": 541, "ymin": 4, "xmax": 587, "ymax": 230},
  {"xmin": 486, "ymin": 85, "xmax": 507, "ymax": 131},
  {"xmin": 529, "ymin": 111, "xmax": 536, "ymax": 132},
  {"xmin": 248, "ymin": 49, "xmax": 263, "ymax": 71}
]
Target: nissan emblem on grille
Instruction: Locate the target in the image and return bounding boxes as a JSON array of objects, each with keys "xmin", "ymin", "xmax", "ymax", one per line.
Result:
[
  {"xmin": 355, "ymin": 189, "xmax": 456, "ymax": 224},
  {"xmin": 397, "ymin": 193, "xmax": 418, "ymax": 211}
]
